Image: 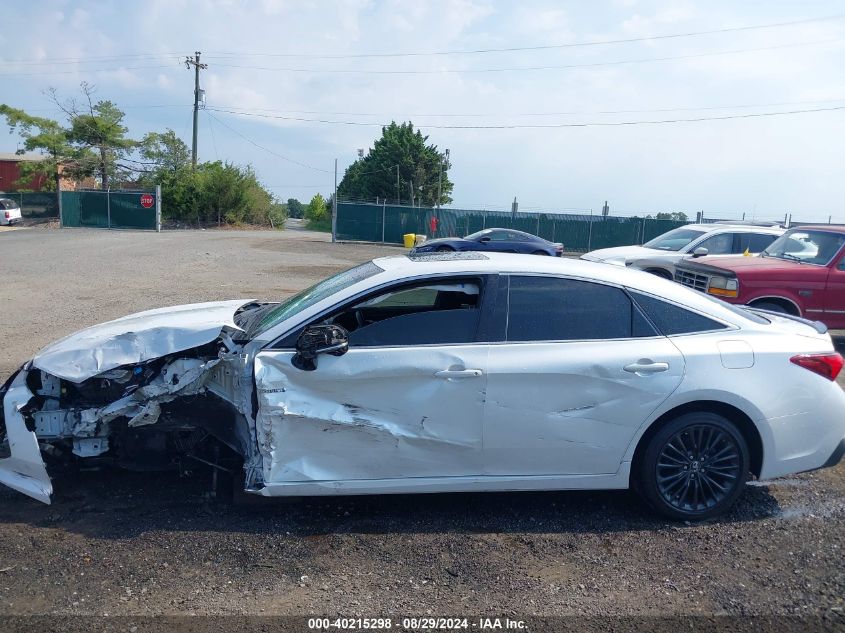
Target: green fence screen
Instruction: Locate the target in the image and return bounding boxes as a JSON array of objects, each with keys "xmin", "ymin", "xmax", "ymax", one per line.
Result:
[
  {"xmin": 336, "ymin": 202, "xmax": 686, "ymax": 253},
  {"xmin": 60, "ymin": 190, "xmax": 158, "ymax": 230},
  {"xmin": 0, "ymin": 191, "xmax": 59, "ymax": 220}
]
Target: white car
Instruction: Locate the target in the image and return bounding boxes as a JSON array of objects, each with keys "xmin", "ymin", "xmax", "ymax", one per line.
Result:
[
  {"xmin": 2, "ymin": 253, "xmax": 844, "ymax": 520},
  {"xmin": 581, "ymin": 223, "xmax": 784, "ymax": 279},
  {"xmin": 0, "ymin": 198, "xmax": 22, "ymax": 225}
]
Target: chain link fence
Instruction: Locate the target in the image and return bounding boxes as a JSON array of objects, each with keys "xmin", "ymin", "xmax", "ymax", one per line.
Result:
[
  {"xmin": 0, "ymin": 191, "xmax": 60, "ymax": 221},
  {"xmin": 60, "ymin": 189, "xmax": 160, "ymax": 231},
  {"xmin": 336, "ymin": 202, "xmax": 686, "ymax": 253}
]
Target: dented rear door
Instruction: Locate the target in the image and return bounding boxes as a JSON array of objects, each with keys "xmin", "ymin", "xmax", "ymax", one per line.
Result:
[
  {"xmin": 483, "ymin": 275, "xmax": 685, "ymax": 477},
  {"xmin": 254, "ymin": 345, "xmax": 488, "ymax": 485}
]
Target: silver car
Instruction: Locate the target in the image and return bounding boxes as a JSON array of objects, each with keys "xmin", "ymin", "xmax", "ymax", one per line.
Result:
[{"xmin": 581, "ymin": 222, "xmax": 784, "ymax": 279}]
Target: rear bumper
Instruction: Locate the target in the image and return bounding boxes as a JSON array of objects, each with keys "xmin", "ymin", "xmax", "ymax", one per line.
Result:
[{"xmin": 819, "ymin": 438, "xmax": 845, "ymax": 470}]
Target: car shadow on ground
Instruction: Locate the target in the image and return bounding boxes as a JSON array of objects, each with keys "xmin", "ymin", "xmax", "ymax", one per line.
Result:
[{"xmin": 0, "ymin": 466, "xmax": 783, "ymax": 539}]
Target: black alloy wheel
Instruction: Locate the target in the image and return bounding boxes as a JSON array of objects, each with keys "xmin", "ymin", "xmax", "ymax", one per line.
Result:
[{"xmin": 638, "ymin": 412, "xmax": 749, "ymax": 520}]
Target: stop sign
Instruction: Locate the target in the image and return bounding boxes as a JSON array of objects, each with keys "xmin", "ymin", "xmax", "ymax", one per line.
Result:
[{"xmin": 140, "ymin": 193, "xmax": 155, "ymax": 208}]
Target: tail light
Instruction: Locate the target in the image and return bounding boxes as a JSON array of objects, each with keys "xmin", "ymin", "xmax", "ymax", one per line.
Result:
[{"xmin": 790, "ymin": 353, "xmax": 844, "ymax": 381}]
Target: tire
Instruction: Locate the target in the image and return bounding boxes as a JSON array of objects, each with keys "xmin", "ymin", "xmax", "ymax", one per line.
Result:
[
  {"xmin": 749, "ymin": 300, "xmax": 790, "ymax": 315},
  {"xmin": 636, "ymin": 412, "xmax": 749, "ymax": 521},
  {"xmin": 436, "ymin": 245, "xmax": 454, "ymax": 252},
  {"xmin": 645, "ymin": 268, "xmax": 672, "ymax": 280},
  {"xmin": 532, "ymin": 250, "xmax": 550, "ymax": 256}
]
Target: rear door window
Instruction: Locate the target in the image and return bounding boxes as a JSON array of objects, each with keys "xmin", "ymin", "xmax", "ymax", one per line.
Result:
[
  {"xmin": 738, "ymin": 233, "xmax": 778, "ymax": 253},
  {"xmin": 506, "ymin": 276, "xmax": 657, "ymax": 341}
]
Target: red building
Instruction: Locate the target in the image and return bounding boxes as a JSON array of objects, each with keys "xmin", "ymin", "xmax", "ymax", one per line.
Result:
[{"xmin": 0, "ymin": 152, "xmax": 49, "ymax": 191}]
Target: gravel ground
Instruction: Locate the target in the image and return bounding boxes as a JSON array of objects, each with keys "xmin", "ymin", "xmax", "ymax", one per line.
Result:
[{"xmin": 0, "ymin": 226, "xmax": 843, "ymax": 620}]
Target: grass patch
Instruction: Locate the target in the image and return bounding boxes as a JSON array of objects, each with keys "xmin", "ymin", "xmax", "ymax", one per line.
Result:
[{"xmin": 306, "ymin": 218, "xmax": 332, "ymax": 232}]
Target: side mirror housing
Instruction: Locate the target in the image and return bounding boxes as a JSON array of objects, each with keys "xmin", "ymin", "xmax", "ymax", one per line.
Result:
[
  {"xmin": 479, "ymin": 236, "xmax": 491, "ymax": 243},
  {"xmin": 292, "ymin": 324, "xmax": 349, "ymax": 371},
  {"xmin": 692, "ymin": 247, "xmax": 709, "ymax": 257}
]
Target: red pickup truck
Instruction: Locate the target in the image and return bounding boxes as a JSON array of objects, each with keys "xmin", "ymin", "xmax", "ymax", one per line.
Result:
[{"xmin": 673, "ymin": 225, "xmax": 845, "ymax": 328}]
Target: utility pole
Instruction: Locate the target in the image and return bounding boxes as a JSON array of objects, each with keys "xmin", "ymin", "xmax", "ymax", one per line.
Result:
[
  {"xmin": 185, "ymin": 51, "xmax": 207, "ymax": 168},
  {"xmin": 332, "ymin": 158, "xmax": 338, "ymax": 243},
  {"xmin": 409, "ymin": 180, "xmax": 414, "ymax": 207},
  {"xmin": 396, "ymin": 165, "xmax": 400, "ymax": 205},
  {"xmin": 437, "ymin": 148, "xmax": 450, "ymax": 213}
]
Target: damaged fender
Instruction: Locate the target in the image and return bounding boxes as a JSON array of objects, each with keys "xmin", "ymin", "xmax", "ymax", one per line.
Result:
[{"xmin": 0, "ymin": 299, "xmax": 256, "ymax": 503}]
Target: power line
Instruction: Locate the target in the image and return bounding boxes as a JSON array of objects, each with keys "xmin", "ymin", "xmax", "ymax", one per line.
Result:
[
  {"xmin": 209, "ymin": 39, "xmax": 840, "ymax": 75},
  {"xmin": 205, "ymin": 111, "xmax": 331, "ymax": 172},
  {"xmin": 205, "ymin": 104, "xmax": 845, "ymax": 129},
  {"xmin": 210, "ymin": 97, "xmax": 845, "ymax": 119},
  {"xmin": 200, "ymin": 14, "xmax": 845, "ymax": 59},
  {"xmin": 0, "ymin": 52, "xmax": 187, "ymax": 64},
  {"xmin": 0, "ymin": 64, "xmax": 179, "ymax": 78}
]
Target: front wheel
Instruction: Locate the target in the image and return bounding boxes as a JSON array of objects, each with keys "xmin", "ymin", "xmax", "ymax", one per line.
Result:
[
  {"xmin": 749, "ymin": 300, "xmax": 790, "ymax": 315},
  {"xmin": 636, "ymin": 412, "xmax": 749, "ymax": 520},
  {"xmin": 436, "ymin": 245, "xmax": 454, "ymax": 252},
  {"xmin": 645, "ymin": 268, "xmax": 673, "ymax": 280}
]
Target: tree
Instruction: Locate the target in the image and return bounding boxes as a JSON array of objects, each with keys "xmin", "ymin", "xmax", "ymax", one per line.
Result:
[
  {"xmin": 51, "ymin": 83, "xmax": 136, "ymax": 189},
  {"xmin": 286, "ymin": 198, "xmax": 305, "ymax": 218},
  {"xmin": 139, "ymin": 130, "xmax": 191, "ymax": 173},
  {"xmin": 0, "ymin": 106, "xmax": 77, "ymax": 214},
  {"xmin": 654, "ymin": 212, "xmax": 688, "ymax": 221},
  {"xmin": 337, "ymin": 122, "xmax": 452, "ymax": 206},
  {"xmin": 305, "ymin": 193, "xmax": 328, "ymax": 222}
]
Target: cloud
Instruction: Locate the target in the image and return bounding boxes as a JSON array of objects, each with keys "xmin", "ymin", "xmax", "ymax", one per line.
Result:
[{"xmin": 2, "ymin": 0, "xmax": 844, "ymax": 219}]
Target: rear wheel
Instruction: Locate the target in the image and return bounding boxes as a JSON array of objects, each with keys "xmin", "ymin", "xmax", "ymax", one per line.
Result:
[
  {"xmin": 637, "ymin": 412, "xmax": 749, "ymax": 520},
  {"xmin": 532, "ymin": 250, "xmax": 550, "ymax": 255}
]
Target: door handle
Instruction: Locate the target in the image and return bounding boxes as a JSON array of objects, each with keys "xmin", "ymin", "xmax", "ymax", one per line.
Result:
[
  {"xmin": 623, "ymin": 360, "xmax": 670, "ymax": 374},
  {"xmin": 434, "ymin": 369, "xmax": 483, "ymax": 379}
]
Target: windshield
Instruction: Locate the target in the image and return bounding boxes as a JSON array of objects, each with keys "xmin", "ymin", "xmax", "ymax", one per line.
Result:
[
  {"xmin": 465, "ymin": 230, "xmax": 491, "ymax": 240},
  {"xmin": 256, "ymin": 261, "xmax": 383, "ymax": 333},
  {"xmin": 762, "ymin": 230, "xmax": 845, "ymax": 266},
  {"xmin": 643, "ymin": 228, "xmax": 707, "ymax": 252}
]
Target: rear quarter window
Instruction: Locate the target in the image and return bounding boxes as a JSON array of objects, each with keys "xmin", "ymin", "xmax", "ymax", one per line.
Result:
[{"xmin": 630, "ymin": 291, "xmax": 728, "ymax": 335}]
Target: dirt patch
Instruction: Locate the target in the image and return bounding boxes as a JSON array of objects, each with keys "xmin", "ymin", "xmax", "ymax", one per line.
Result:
[{"xmin": 0, "ymin": 226, "xmax": 843, "ymax": 618}]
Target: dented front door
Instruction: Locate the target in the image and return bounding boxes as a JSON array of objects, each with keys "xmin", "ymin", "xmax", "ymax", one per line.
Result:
[{"xmin": 254, "ymin": 345, "xmax": 489, "ymax": 485}]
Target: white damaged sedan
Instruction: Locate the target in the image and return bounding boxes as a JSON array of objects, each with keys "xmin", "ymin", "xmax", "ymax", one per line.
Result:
[{"xmin": 2, "ymin": 252, "xmax": 845, "ymax": 520}]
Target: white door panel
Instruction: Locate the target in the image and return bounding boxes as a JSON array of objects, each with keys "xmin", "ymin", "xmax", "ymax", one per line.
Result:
[
  {"xmin": 254, "ymin": 346, "xmax": 488, "ymax": 484},
  {"xmin": 484, "ymin": 338, "xmax": 684, "ymax": 476}
]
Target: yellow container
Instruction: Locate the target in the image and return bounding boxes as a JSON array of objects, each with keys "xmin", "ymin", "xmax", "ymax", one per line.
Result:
[{"xmin": 403, "ymin": 233, "xmax": 416, "ymax": 248}]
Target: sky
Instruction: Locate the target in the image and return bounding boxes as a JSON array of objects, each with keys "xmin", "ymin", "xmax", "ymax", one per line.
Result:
[{"xmin": 1, "ymin": 0, "xmax": 844, "ymax": 221}]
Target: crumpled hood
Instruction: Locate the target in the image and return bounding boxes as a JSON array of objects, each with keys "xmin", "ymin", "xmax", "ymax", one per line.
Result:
[{"xmin": 32, "ymin": 300, "xmax": 252, "ymax": 383}]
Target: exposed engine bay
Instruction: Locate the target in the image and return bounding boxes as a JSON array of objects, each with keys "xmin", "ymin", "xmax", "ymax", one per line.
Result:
[{"xmin": 0, "ymin": 300, "xmax": 275, "ymax": 503}]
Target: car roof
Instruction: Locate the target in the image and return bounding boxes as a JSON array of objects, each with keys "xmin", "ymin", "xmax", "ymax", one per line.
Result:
[
  {"xmin": 681, "ymin": 223, "xmax": 783, "ymax": 234},
  {"xmin": 792, "ymin": 225, "xmax": 845, "ymax": 235},
  {"xmin": 472, "ymin": 227, "xmax": 540, "ymax": 238},
  {"xmin": 372, "ymin": 252, "xmax": 748, "ymax": 324}
]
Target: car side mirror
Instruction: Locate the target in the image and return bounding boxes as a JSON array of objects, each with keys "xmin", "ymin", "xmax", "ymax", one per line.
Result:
[
  {"xmin": 692, "ymin": 247, "xmax": 709, "ymax": 257},
  {"xmin": 479, "ymin": 236, "xmax": 491, "ymax": 243},
  {"xmin": 292, "ymin": 324, "xmax": 349, "ymax": 371}
]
